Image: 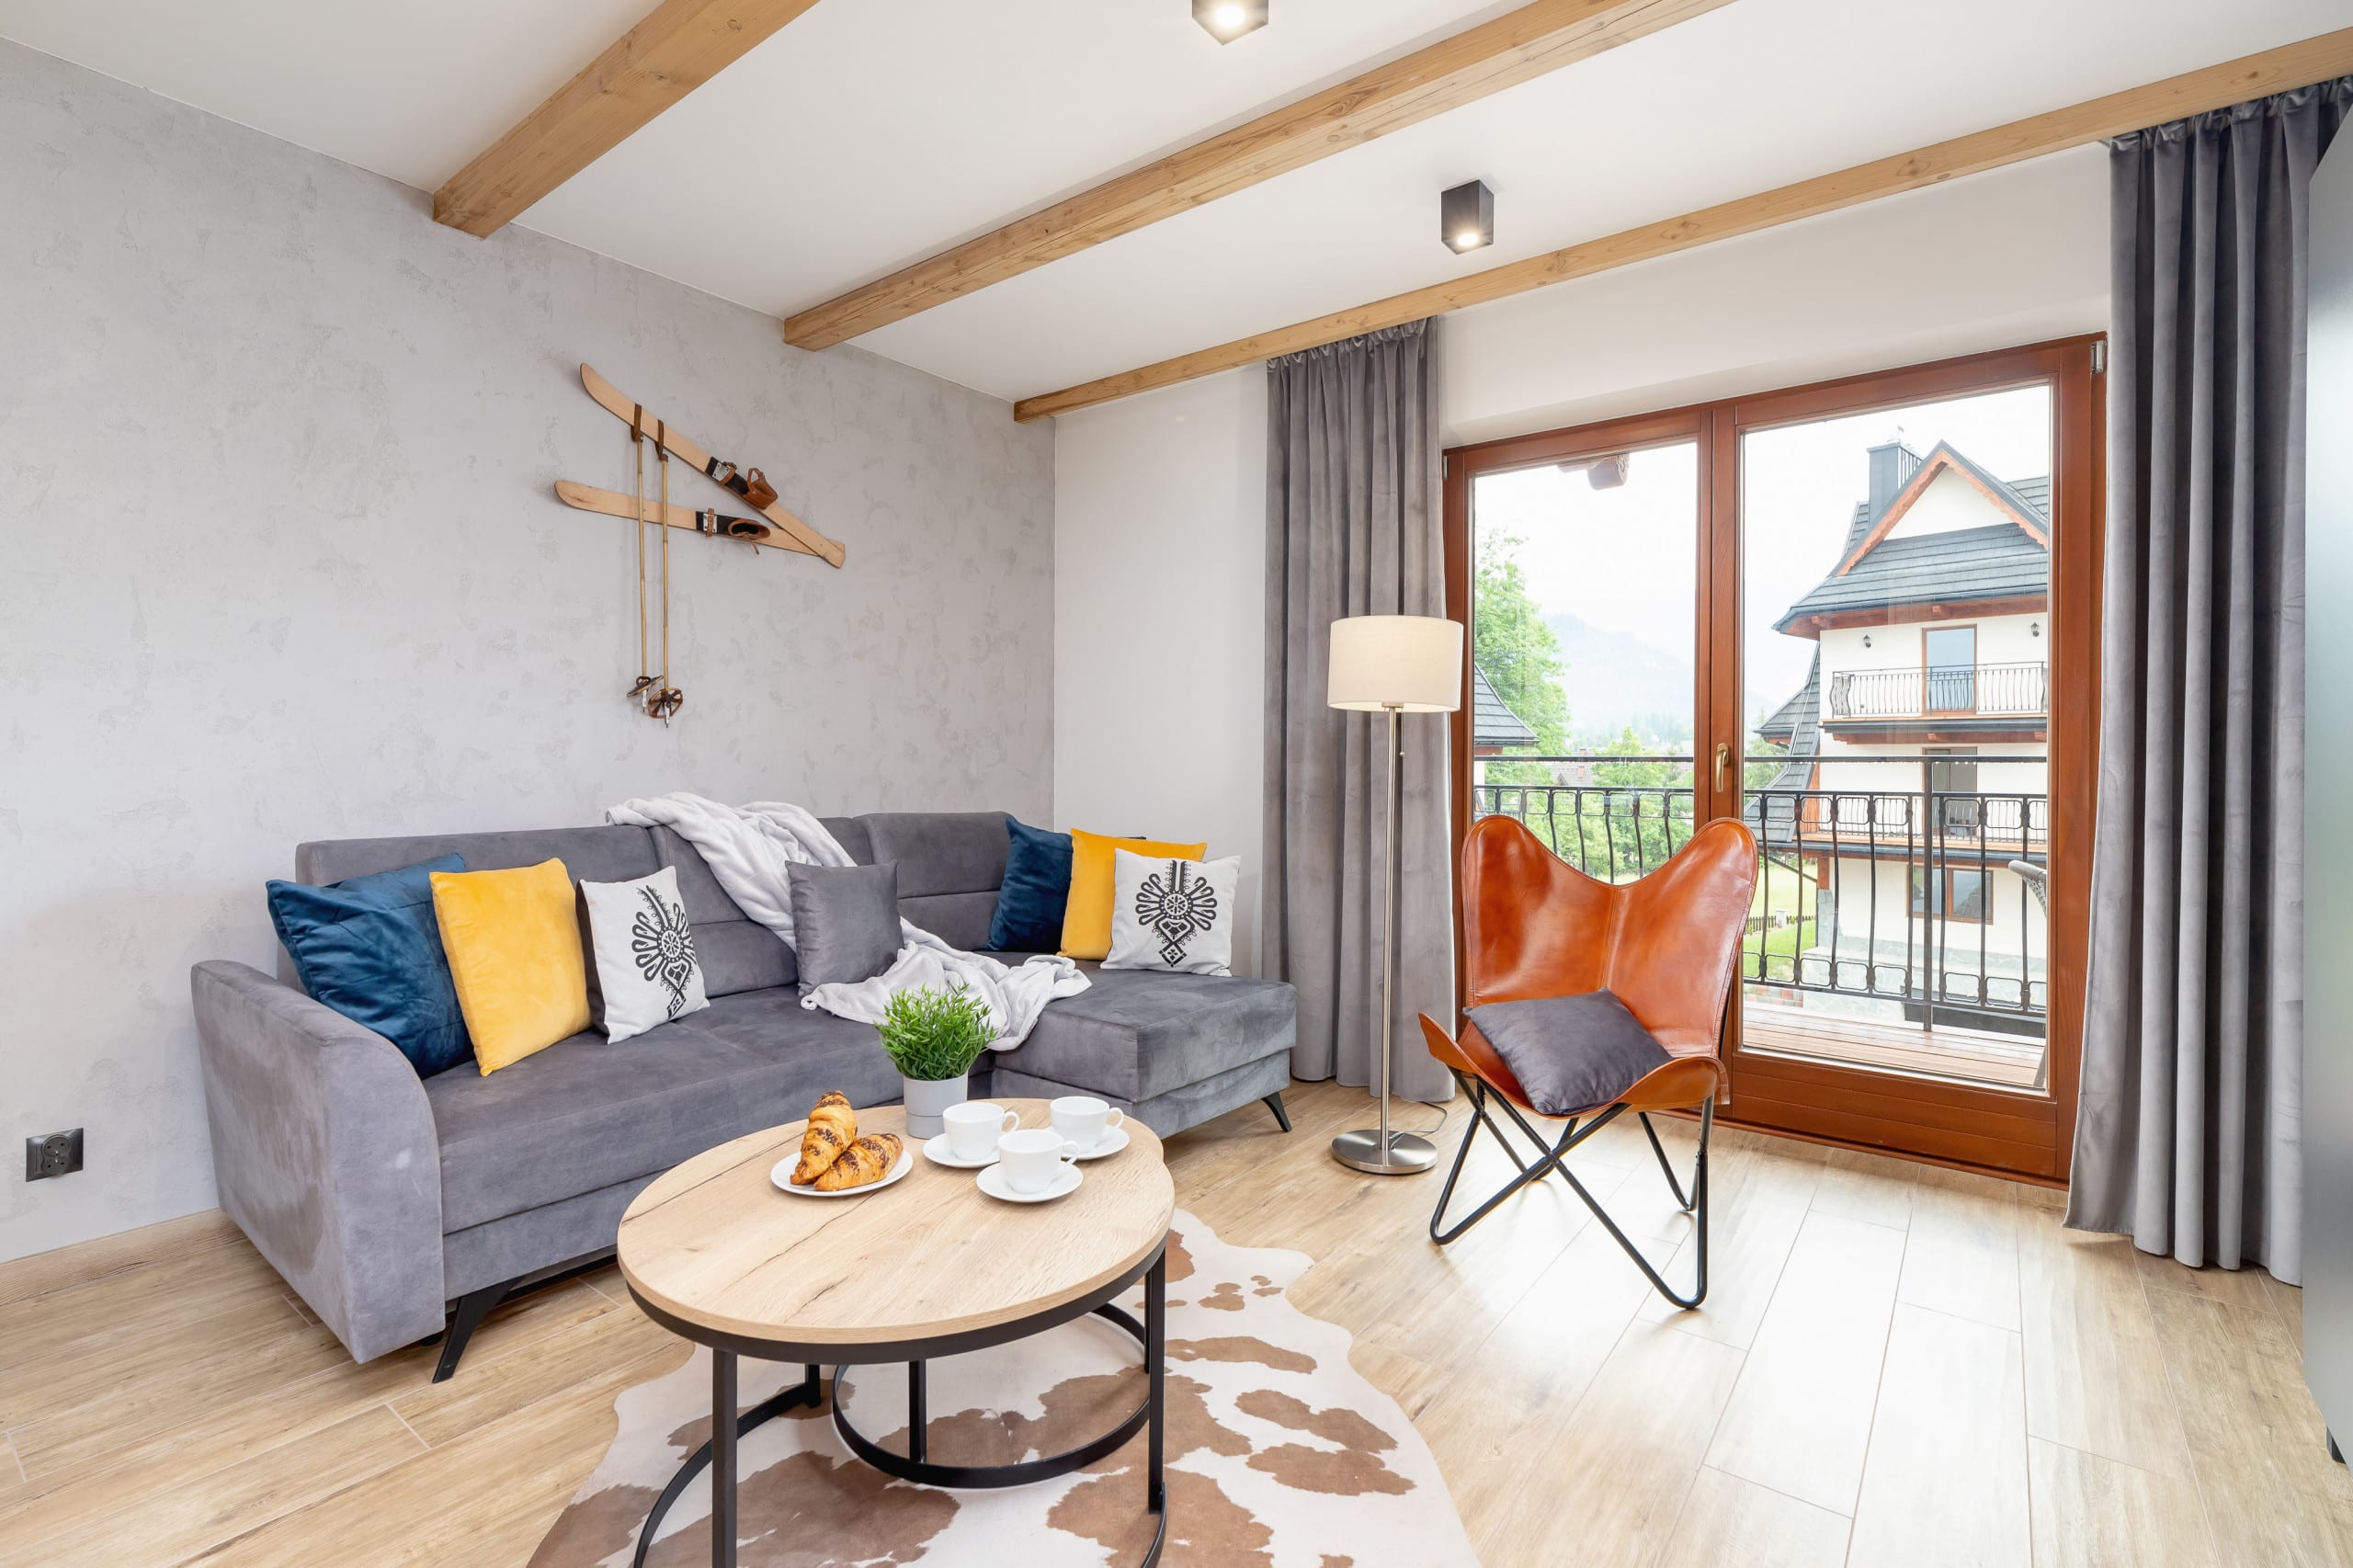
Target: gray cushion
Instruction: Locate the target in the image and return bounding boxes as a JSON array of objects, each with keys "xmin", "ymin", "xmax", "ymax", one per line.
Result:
[
  {"xmin": 1010, "ymin": 965, "xmax": 1296, "ymax": 1102},
  {"xmin": 425, "ymin": 996, "xmax": 901, "ymax": 1233},
  {"xmin": 689, "ymin": 921, "xmax": 797, "ymax": 997},
  {"xmin": 823, "ymin": 816, "xmax": 874, "ymax": 866},
  {"xmin": 864, "ymin": 812, "xmax": 1009, "ymax": 897},
  {"xmin": 297, "ymin": 826, "xmax": 657, "ymax": 887},
  {"xmin": 901, "ymin": 891, "xmax": 998, "ymax": 953},
  {"xmin": 788, "ymin": 861, "xmax": 903, "ymax": 985},
  {"xmin": 1466, "ymin": 989, "xmax": 1671, "ymax": 1116},
  {"xmin": 650, "ymin": 825, "xmax": 795, "ymax": 995}
]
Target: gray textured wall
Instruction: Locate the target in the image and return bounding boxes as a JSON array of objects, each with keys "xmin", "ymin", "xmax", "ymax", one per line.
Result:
[{"xmin": 0, "ymin": 40, "xmax": 1056, "ymax": 1261}]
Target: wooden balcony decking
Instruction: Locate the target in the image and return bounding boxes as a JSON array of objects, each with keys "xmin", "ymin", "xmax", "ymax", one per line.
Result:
[{"xmin": 1741, "ymin": 996, "xmax": 2046, "ymax": 1089}]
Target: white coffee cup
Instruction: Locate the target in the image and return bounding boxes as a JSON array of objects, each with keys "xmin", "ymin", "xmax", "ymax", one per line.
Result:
[
  {"xmin": 997, "ymin": 1127, "xmax": 1081, "ymax": 1194},
  {"xmin": 942, "ymin": 1100, "xmax": 1020, "ymax": 1162},
  {"xmin": 1050, "ymin": 1095, "xmax": 1125, "ymax": 1154}
]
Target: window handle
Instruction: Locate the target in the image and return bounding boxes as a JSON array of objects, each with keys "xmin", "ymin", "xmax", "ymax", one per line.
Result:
[{"xmin": 1714, "ymin": 742, "xmax": 1732, "ymax": 795}]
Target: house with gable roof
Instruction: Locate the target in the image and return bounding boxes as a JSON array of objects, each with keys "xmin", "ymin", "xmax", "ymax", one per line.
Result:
[{"xmin": 1752, "ymin": 439, "xmax": 2052, "ymax": 1033}]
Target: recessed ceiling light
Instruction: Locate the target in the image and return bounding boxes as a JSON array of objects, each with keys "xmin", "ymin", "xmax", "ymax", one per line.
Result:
[
  {"xmin": 1441, "ymin": 179, "xmax": 1495, "ymax": 254},
  {"xmin": 1194, "ymin": 0, "xmax": 1267, "ymax": 43}
]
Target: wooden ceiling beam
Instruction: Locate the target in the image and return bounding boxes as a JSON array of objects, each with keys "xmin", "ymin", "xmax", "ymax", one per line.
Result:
[
  {"xmin": 780, "ymin": 0, "xmax": 1734, "ymax": 351},
  {"xmin": 434, "ymin": 0, "xmax": 825, "ymax": 238},
  {"xmin": 1013, "ymin": 28, "xmax": 2353, "ymax": 422}
]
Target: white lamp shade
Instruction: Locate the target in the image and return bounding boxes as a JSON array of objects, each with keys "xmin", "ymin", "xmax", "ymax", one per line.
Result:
[{"xmin": 1327, "ymin": 615, "xmax": 1463, "ymax": 712}]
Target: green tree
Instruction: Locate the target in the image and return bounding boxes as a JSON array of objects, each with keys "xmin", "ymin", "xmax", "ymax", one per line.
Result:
[
  {"xmin": 1473, "ymin": 531, "xmax": 1574, "ymax": 857},
  {"xmin": 1580, "ymin": 725, "xmax": 1693, "ymax": 878},
  {"xmin": 1473, "ymin": 531, "xmax": 1569, "ymax": 765}
]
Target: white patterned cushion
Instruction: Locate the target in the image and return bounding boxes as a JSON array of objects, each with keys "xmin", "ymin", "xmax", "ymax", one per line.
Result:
[
  {"xmin": 1104, "ymin": 849, "xmax": 1239, "ymax": 975},
  {"xmin": 582, "ymin": 865, "xmax": 710, "ymax": 1043}
]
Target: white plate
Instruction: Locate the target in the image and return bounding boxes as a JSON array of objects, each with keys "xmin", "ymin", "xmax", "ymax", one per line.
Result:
[
  {"xmin": 771, "ymin": 1149, "xmax": 914, "ymax": 1198},
  {"xmin": 922, "ymin": 1133, "xmax": 999, "ymax": 1170},
  {"xmin": 1069, "ymin": 1126, "xmax": 1130, "ymax": 1162},
  {"xmin": 976, "ymin": 1162, "xmax": 1083, "ymax": 1204}
]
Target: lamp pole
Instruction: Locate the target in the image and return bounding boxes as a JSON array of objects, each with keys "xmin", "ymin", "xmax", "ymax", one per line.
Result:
[{"xmin": 1332, "ymin": 699, "xmax": 1438, "ymax": 1175}]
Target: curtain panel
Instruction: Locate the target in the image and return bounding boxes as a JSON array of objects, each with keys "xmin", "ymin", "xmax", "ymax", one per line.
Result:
[
  {"xmin": 2069, "ymin": 77, "xmax": 2353, "ymax": 1282},
  {"xmin": 1263, "ymin": 318, "xmax": 1456, "ymax": 1101}
]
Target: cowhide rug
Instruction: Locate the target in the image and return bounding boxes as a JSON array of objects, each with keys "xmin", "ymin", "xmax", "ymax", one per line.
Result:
[{"xmin": 531, "ymin": 1210, "xmax": 1476, "ymax": 1567}]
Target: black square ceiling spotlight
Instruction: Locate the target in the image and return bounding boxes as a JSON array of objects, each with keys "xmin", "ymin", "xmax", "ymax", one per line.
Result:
[
  {"xmin": 1442, "ymin": 180, "xmax": 1495, "ymax": 254},
  {"xmin": 1194, "ymin": 0, "xmax": 1268, "ymax": 43}
]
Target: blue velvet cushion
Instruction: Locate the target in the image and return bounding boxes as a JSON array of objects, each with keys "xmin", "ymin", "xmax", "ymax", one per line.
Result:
[
  {"xmin": 988, "ymin": 816, "xmax": 1073, "ymax": 952},
  {"xmin": 267, "ymin": 854, "xmax": 473, "ymax": 1078}
]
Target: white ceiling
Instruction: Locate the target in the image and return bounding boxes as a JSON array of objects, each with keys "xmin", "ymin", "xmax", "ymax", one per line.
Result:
[{"xmin": 1, "ymin": 0, "xmax": 2341, "ymax": 407}]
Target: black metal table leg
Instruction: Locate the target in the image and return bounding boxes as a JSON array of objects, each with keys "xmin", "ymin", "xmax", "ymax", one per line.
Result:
[
  {"xmin": 907, "ymin": 1360, "xmax": 927, "ymax": 1463},
  {"xmin": 631, "ymin": 1236, "xmax": 1173, "ymax": 1567},
  {"xmin": 1146, "ymin": 1245, "xmax": 1166, "ymax": 1515},
  {"xmin": 633, "ymin": 1368, "xmax": 819, "ymax": 1568},
  {"xmin": 710, "ymin": 1349, "xmax": 737, "ymax": 1568}
]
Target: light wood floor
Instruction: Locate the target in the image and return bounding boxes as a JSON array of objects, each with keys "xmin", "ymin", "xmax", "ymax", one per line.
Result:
[{"xmin": 3, "ymin": 1078, "xmax": 2348, "ymax": 1566}]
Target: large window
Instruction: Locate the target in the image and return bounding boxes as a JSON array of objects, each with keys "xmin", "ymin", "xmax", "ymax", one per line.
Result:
[{"xmin": 1446, "ymin": 338, "xmax": 2101, "ymax": 1180}]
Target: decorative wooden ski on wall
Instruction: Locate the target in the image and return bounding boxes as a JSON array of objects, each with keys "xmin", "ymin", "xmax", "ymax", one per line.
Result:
[
  {"xmin": 552, "ymin": 481, "xmax": 817, "ymax": 555},
  {"xmin": 574, "ymin": 364, "xmax": 846, "ymax": 567}
]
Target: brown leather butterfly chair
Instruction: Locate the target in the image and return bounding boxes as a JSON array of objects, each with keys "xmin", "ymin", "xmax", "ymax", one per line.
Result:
[{"xmin": 1419, "ymin": 813, "xmax": 1758, "ymax": 1309}]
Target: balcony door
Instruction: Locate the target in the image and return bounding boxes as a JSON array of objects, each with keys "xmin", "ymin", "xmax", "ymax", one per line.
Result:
[{"xmin": 1445, "ymin": 339, "xmax": 2100, "ymax": 1180}]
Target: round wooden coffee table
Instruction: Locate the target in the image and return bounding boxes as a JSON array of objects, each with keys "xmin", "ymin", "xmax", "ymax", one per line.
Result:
[{"xmin": 618, "ymin": 1100, "xmax": 1175, "ymax": 1568}]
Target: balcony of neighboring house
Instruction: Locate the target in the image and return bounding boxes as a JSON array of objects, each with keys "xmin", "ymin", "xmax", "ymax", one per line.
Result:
[
  {"xmin": 1470, "ymin": 755, "xmax": 2051, "ymax": 1090},
  {"xmin": 1825, "ymin": 659, "xmax": 2049, "ymax": 721}
]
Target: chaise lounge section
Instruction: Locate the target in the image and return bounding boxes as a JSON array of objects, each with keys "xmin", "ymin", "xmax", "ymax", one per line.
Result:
[{"xmin": 190, "ymin": 811, "xmax": 1295, "ymax": 1375}]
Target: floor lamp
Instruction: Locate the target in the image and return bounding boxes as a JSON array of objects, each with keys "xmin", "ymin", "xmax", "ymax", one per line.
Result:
[{"xmin": 1327, "ymin": 614, "xmax": 1463, "ymax": 1176}]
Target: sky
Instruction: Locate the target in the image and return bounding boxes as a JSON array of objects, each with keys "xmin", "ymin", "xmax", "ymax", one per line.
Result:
[{"xmin": 1472, "ymin": 383, "xmax": 2054, "ymax": 744}]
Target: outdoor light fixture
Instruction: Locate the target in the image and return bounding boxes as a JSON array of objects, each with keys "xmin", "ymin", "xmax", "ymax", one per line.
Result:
[
  {"xmin": 1862, "ymin": 634, "xmax": 1873, "ymax": 648},
  {"xmin": 2030, "ymin": 621, "xmax": 2042, "ymax": 638},
  {"xmin": 1194, "ymin": 0, "xmax": 1267, "ymax": 42},
  {"xmin": 1441, "ymin": 180, "xmax": 1495, "ymax": 254}
]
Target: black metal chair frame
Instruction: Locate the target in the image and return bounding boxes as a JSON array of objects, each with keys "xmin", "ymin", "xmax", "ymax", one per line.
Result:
[{"xmin": 1428, "ymin": 1070, "xmax": 1712, "ymax": 1309}]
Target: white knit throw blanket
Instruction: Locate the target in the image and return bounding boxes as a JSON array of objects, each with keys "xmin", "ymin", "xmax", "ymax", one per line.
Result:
[{"xmin": 604, "ymin": 793, "xmax": 1087, "ymax": 1051}]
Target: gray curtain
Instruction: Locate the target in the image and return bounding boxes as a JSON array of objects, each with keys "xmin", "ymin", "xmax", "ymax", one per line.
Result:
[
  {"xmin": 1263, "ymin": 318, "xmax": 1455, "ymax": 1102},
  {"xmin": 2069, "ymin": 78, "xmax": 2352, "ymax": 1283}
]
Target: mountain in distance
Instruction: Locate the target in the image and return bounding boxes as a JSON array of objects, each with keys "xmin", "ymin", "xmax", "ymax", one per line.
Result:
[{"xmin": 1544, "ymin": 612, "xmax": 1693, "ymax": 746}]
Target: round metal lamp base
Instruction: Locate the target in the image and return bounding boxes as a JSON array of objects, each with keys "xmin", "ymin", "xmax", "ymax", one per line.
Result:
[{"xmin": 1331, "ymin": 1129, "xmax": 1439, "ymax": 1176}]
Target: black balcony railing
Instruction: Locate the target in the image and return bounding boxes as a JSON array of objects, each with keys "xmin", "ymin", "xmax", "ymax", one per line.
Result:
[
  {"xmin": 1470, "ymin": 754, "xmax": 2049, "ymax": 1033},
  {"xmin": 1827, "ymin": 661, "xmax": 2047, "ymax": 719}
]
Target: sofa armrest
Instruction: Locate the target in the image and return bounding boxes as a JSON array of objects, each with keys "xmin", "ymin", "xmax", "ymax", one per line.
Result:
[{"xmin": 190, "ymin": 960, "xmax": 444, "ymax": 1362}]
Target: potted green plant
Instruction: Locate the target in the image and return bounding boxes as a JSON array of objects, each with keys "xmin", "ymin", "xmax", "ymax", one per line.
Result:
[{"xmin": 876, "ymin": 983, "xmax": 995, "ymax": 1140}]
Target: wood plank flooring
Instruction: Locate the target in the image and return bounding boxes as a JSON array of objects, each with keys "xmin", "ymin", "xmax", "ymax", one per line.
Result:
[{"xmin": 2, "ymin": 1078, "xmax": 2347, "ymax": 1566}]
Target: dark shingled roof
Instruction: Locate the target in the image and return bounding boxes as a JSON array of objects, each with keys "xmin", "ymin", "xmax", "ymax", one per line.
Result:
[
  {"xmin": 1775, "ymin": 524, "xmax": 2050, "ymax": 632},
  {"xmin": 1472, "ymin": 664, "xmax": 1538, "ymax": 749},
  {"xmin": 1779, "ymin": 444, "xmax": 2051, "ymax": 637},
  {"xmin": 1751, "ymin": 649, "xmax": 1820, "ymax": 812},
  {"xmin": 1756, "ymin": 651, "xmax": 1818, "ymax": 741}
]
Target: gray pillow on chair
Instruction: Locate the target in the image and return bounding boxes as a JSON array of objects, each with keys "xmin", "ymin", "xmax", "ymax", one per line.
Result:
[
  {"xmin": 786, "ymin": 861, "xmax": 904, "ymax": 985},
  {"xmin": 1465, "ymin": 989, "xmax": 1673, "ymax": 1117}
]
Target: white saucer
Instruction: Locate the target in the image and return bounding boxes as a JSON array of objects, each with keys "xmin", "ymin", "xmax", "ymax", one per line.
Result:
[
  {"xmin": 771, "ymin": 1149, "xmax": 914, "ymax": 1198},
  {"xmin": 922, "ymin": 1133, "xmax": 999, "ymax": 1169},
  {"xmin": 1069, "ymin": 1126, "xmax": 1131, "ymax": 1162},
  {"xmin": 976, "ymin": 1163, "xmax": 1083, "ymax": 1204}
]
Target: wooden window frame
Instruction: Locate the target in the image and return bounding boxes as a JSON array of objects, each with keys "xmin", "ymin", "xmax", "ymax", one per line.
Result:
[{"xmin": 1444, "ymin": 336, "xmax": 2101, "ymax": 1184}]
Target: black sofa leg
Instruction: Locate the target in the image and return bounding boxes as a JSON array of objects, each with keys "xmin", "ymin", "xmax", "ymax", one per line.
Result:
[
  {"xmin": 427, "ymin": 1247, "xmax": 615, "ymax": 1382},
  {"xmin": 1263, "ymin": 1092, "xmax": 1292, "ymax": 1132},
  {"xmin": 433, "ymin": 1282, "xmax": 506, "ymax": 1382}
]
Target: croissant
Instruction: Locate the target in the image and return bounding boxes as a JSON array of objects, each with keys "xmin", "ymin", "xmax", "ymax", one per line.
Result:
[
  {"xmin": 792, "ymin": 1091, "xmax": 858, "ymax": 1185},
  {"xmin": 815, "ymin": 1132, "xmax": 903, "ymax": 1192}
]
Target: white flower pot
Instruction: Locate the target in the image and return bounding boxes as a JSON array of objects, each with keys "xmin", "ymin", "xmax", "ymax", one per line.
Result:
[{"xmin": 901, "ymin": 1073, "xmax": 969, "ymax": 1141}]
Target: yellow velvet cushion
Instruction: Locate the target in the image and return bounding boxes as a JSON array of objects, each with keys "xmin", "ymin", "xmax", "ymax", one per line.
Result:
[
  {"xmin": 429, "ymin": 858, "xmax": 591, "ymax": 1074},
  {"xmin": 1061, "ymin": 830, "xmax": 1207, "ymax": 960}
]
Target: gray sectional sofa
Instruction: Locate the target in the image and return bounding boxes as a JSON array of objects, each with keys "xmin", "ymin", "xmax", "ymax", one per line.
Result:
[{"xmin": 189, "ymin": 811, "xmax": 1296, "ymax": 1376}]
